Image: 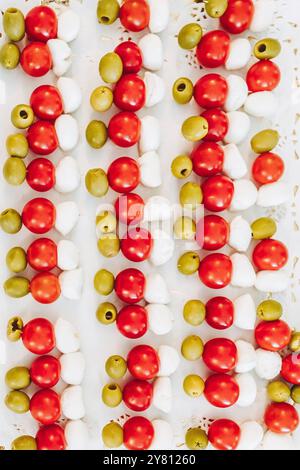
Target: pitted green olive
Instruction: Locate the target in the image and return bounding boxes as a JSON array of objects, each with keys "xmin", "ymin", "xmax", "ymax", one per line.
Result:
[
  {"xmin": 11, "ymin": 105, "xmax": 34, "ymax": 130},
  {"xmin": 102, "ymin": 422, "xmax": 123, "ymax": 448},
  {"xmin": 174, "ymin": 216, "xmax": 196, "ymax": 240},
  {"xmin": 6, "ymin": 133, "xmax": 28, "ymax": 158},
  {"xmin": 96, "ymin": 211, "xmax": 117, "ymax": 234},
  {"xmin": 105, "ymin": 355, "xmax": 127, "ymax": 379},
  {"xmin": 171, "ymin": 155, "xmax": 193, "ymax": 179},
  {"xmin": 291, "ymin": 385, "xmax": 300, "ymax": 404},
  {"xmin": 254, "ymin": 38, "xmax": 281, "ymax": 60},
  {"xmin": 94, "ymin": 269, "xmax": 115, "ymax": 296},
  {"xmin": 0, "ymin": 209, "xmax": 22, "ymax": 234},
  {"xmin": 85, "ymin": 168, "xmax": 109, "ymax": 197},
  {"xmin": 5, "ymin": 391, "xmax": 30, "ymax": 414},
  {"xmin": 185, "ymin": 428, "xmax": 208, "ymax": 450},
  {"xmin": 97, "ymin": 0, "xmax": 120, "ymax": 25},
  {"xmin": 179, "ymin": 182, "xmax": 203, "ymax": 209},
  {"xmin": 0, "ymin": 43, "xmax": 20, "ymax": 69},
  {"xmin": 256, "ymin": 299, "xmax": 283, "ymax": 321},
  {"xmin": 91, "ymin": 86, "xmax": 114, "ymax": 112},
  {"xmin": 99, "ymin": 52, "xmax": 123, "ymax": 84},
  {"xmin": 98, "ymin": 234, "xmax": 120, "ymax": 258},
  {"xmin": 183, "ymin": 300, "xmax": 206, "ymax": 326},
  {"xmin": 178, "ymin": 23, "xmax": 203, "ymax": 50},
  {"xmin": 289, "ymin": 332, "xmax": 300, "ymax": 352},
  {"xmin": 96, "ymin": 302, "xmax": 117, "ymax": 325},
  {"xmin": 4, "ymin": 277, "xmax": 30, "ymax": 298},
  {"xmin": 3, "ymin": 157, "xmax": 26, "ymax": 186},
  {"xmin": 267, "ymin": 381, "xmax": 290, "ymax": 403},
  {"xmin": 178, "ymin": 252, "xmax": 200, "ymax": 275},
  {"xmin": 11, "ymin": 435, "xmax": 37, "ymax": 450},
  {"xmin": 205, "ymin": 0, "xmax": 228, "ymax": 18},
  {"xmin": 173, "ymin": 78, "xmax": 194, "ymax": 105},
  {"xmin": 182, "ymin": 116, "xmax": 209, "ymax": 142},
  {"xmin": 7, "ymin": 316, "xmax": 23, "ymax": 342},
  {"xmin": 183, "ymin": 375, "xmax": 205, "ymax": 398},
  {"xmin": 86, "ymin": 120, "xmax": 108, "ymax": 149},
  {"xmin": 102, "ymin": 383, "xmax": 122, "ymax": 408},
  {"xmin": 3, "ymin": 8, "xmax": 25, "ymax": 42},
  {"xmin": 251, "ymin": 129, "xmax": 279, "ymax": 154},
  {"xmin": 251, "ymin": 217, "xmax": 277, "ymax": 240},
  {"xmin": 5, "ymin": 367, "xmax": 31, "ymax": 390},
  {"xmin": 6, "ymin": 247, "xmax": 27, "ymax": 273},
  {"xmin": 181, "ymin": 335, "xmax": 204, "ymax": 361}
]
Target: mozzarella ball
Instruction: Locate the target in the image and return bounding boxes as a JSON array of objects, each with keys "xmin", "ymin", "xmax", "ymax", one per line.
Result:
[
  {"xmin": 148, "ymin": 0, "xmax": 170, "ymax": 33},
  {"xmin": 255, "ymin": 270, "xmax": 289, "ymax": 293},
  {"xmin": 147, "ymin": 304, "xmax": 174, "ymax": 335},
  {"xmin": 60, "ymin": 351, "xmax": 85, "ymax": 385},
  {"xmin": 262, "ymin": 431, "xmax": 296, "ymax": 450},
  {"xmin": 224, "ymin": 111, "xmax": 250, "ymax": 144},
  {"xmin": 257, "ymin": 182, "xmax": 289, "ymax": 207},
  {"xmin": 55, "ymin": 201, "xmax": 80, "ymax": 236},
  {"xmin": 144, "ymin": 273, "xmax": 170, "ymax": 304},
  {"xmin": 139, "ymin": 34, "xmax": 163, "ymax": 71},
  {"xmin": 244, "ymin": 91, "xmax": 277, "ymax": 118},
  {"xmin": 139, "ymin": 151, "xmax": 162, "ymax": 188},
  {"xmin": 225, "ymin": 75, "xmax": 248, "ymax": 112},
  {"xmin": 58, "ymin": 9, "xmax": 80, "ymax": 42},
  {"xmin": 237, "ymin": 421, "xmax": 264, "ymax": 450},
  {"xmin": 153, "ymin": 377, "xmax": 172, "ymax": 413},
  {"xmin": 65, "ymin": 420, "xmax": 89, "ymax": 450},
  {"xmin": 225, "ymin": 38, "xmax": 252, "ymax": 71},
  {"xmin": 57, "ymin": 77, "xmax": 82, "ymax": 114},
  {"xmin": 150, "ymin": 229, "xmax": 175, "ymax": 267},
  {"xmin": 149, "ymin": 420, "xmax": 173, "ymax": 450},
  {"xmin": 55, "ymin": 114, "xmax": 79, "ymax": 152},
  {"xmin": 48, "ymin": 39, "xmax": 71, "ymax": 77},
  {"xmin": 144, "ymin": 72, "xmax": 166, "ymax": 107},
  {"xmin": 235, "ymin": 339, "xmax": 257, "ymax": 373},
  {"xmin": 143, "ymin": 196, "xmax": 172, "ymax": 222},
  {"xmin": 223, "ymin": 144, "xmax": 247, "ymax": 180},
  {"xmin": 250, "ymin": 0, "xmax": 275, "ymax": 33},
  {"xmin": 59, "ymin": 267, "xmax": 84, "ymax": 300},
  {"xmin": 157, "ymin": 345, "xmax": 180, "ymax": 377},
  {"xmin": 231, "ymin": 254, "xmax": 256, "ymax": 288},
  {"xmin": 230, "ymin": 179, "xmax": 258, "ymax": 212},
  {"xmin": 236, "ymin": 373, "xmax": 257, "ymax": 407},
  {"xmin": 229, "ymin": 216, "xmax": 252, "ymax": 252},
  {"xmin": 255, "ymin": 348, "xmax": 282, "ymax": 380},
  {"xmin": 57, "ymin": 239, "xmax": 79, "ymax": 271},
  {"xmin": 233, "ymin": 294, "xmax": 256, "ymax": 330},
  {"xmin": 139, "ymin": 115, "xmax": 161, "ymax": 154},
  {"xmin": 61, "ymin": 385, "xmax": 85, "ymax": 420},
  {"xmin": 55, "ymin": 317, "xmax": 80, "ymax": 354},
  {"xmin": 55, "ymin": 156, "xmax": 81, "ymax": 194}
]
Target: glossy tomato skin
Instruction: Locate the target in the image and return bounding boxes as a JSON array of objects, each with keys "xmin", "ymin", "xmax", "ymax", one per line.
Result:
[
  {"xmin": 27, "ymin": 238, "xmax": 57, "ymax": 272},
  {"xmin": 121, "ymin": 228, "xmax": 153, "ymax": 262},
  {"xmin": 117, "ymin": 305, "xmax": 148, "ymax": 339},
  {"xmin": 206, "ymin": 297, "xmax": 234, "ymax": 330},
  {"xmin": 252, "ymin": 239, "xmax": 288, "ymax": 271},
  {"xmin": 119, "ymin": 0, "xmax": 150, "ymax": 32},
  {"xmin": 123, "ymin": 380, "xmax": 153, "ymax": 412},
  {"xmin": 191, "ymin": 141, "xmax": 224, "ymax": 177},
  {"xmin": 22, "ymin": 198, "xmax": 56, "ymax": 234},
  {"xmin": 115, "ymin": 193, "xmax": 144, "ymax": 225},
  {"xmin": 30, "ymin": 272, "xmax": 61, "ymax": 304},
  {"xmin": 204, "ymin": 374, "xmax": 239, "ymax": 408},
  {"xmin": 220, "ymin": 0, "xmax": 254, "ymax": 34},
  {"xmin": 36, "ymin": 424, "xmax": 66, "ymax": 451},
  {"xmin": 26, "ymin": 158, "xmax": 56, "ymax": 192},
  {"xmin": 201, "ymin": 175, "xmax": 234, "ymax": 212},
  {"xmin": 252, "ymin": 153, "xmax": 284, "ymax": 185},
  {"xmin": 107, "ymin": 157, "xmax": 140, "ymax": 193},
  {"xmin": 108, "ymin": 112, "xmax": 141, "ymax": 148},
  {"xmin": 114, "ymin": 74, "xmax": 146, "ymax": 112},
  {"xmin": 30, "ymin": 355, "xmax": 61, "ymax": 388},
  {"xmin": 196, "ymin": 30, "xmax": 230, "ymax": 68},
  {"xmin": 115, "ymin": 268, "xmax": 146, "ymax": 304},
  {"xmin": 281, "ymin": 353, "xmax": 300, "ymax": 385},
  {"xmin": 194, "ymin": 74, "xmax": 228, "ymax": 109},
  {"xmin": 25, "ymin": 6, "xmax": 58, "ymax": 42},
  {"xmin": 255, "ymin": 320, "xmax": 291, "ymax": 352},
  {"xmin": 124, "ymin": 416, "xmax": 154, "ymax": 450},
  {"xmin": 22, "ymin": 318, "xmax": 55, "ymax": 355},
  {"xmin": 203, "ymin": 338, "xmax": 237, "ymax": 373},
  {"xmin": 127, "ymin": 345, "xmax": 159, "ymax": 380},
  {"xmin": 199, "ymin": 254, "xmax": 232, "ymax": 289},
  {"xmin": 246, "ymin": 60, "xmax": 281, "ymax": 92},
  {"xmin": 115, "ymin": 41, "xmax": 143, "ymax": 74},
  {"xmin": 264, "ymin": 403, "xmax": 299, "ymax": 434},
  {"xmin": 202, "ymin": 108, "xmax": 229, "ymax": 142},
  {"xmin": 20, "ymin": 42, "xmax": 52, "ymax": 77},
  {"xmin": 27, "ymin": 121, "xmax": 58, "ymax": 155},
  {"xmin": 208, "ymin": 419, "xmax": 241, "ymax": 450},
  {"xmin": 30, "ymin": 389, "xmax": 61, "ymax": 425},
  {"xmin": 30, "ymin": 85, "xmax": 63, "ymax": 121},
  {"xmin": 197, "ymin": 215, "xmax": 229, "ymax": 251}
]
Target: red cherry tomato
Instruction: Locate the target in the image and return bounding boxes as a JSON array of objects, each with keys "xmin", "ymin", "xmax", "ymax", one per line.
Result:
[
  {"xmin": 281, "ymin": 354, "xmax": 300, "ymax": 385},
  {"xmin": 108, "ymin": 111, "xmax": 141, "ymax": 148},
  {"xmin": 201, "ymin": 108, "xmax": 229, "ymax": 142},
  {"xmin": 115, "ymin": 193, "xmax": 144, "ymax": 225},
  {"xmin": 124, "ymin": 416, "xmax": 154, "ymax": 450},
  {"xmin": 252, "ymin": 239, "xmax": 288, "ymax": 271},
  {"xmin": 22, "ymin": 198, "xmax": 56, "ymax": 234},
  {"xmin": 30, "ymin": 272, "xmax": 61, "ymax": 304},
  {"xmin": 127, "ymin": 345, "xmax": 160, "ymax": 380},
  {"xmin": 123, "ymin": 379, "xmax": 153, "ymax": 412},
  {"xmin": 119, "ymin": 0, "xmax": 150, "ymax": 32},
  {"xmin": 199, "ymin": 254, "xmax": 232, "ymax": 289},
  {"xmin": 27, "ymin": 121, "xmax": 58, "ymax": 156},
  {"xmin": 30, "ymin": 85, "xmax": 63, "ymax": 121},
  {"xmin": 115, "ymin": 41, "xmax": 143, "ymax": 74},
  {"xmin": 252, "ymin": 152, "xmax": 284, "ymax": 185},
  {"xmin": 197, "ymin": 215, "xmax": 229, "ymax": 251},
  {"xmin": 30, "ymin": 389, "xmax": 61, "ymax": 425},
  {"xmin": 203, "ymin": 338, "xmax": 237, "ymax": 373},
  {"xmin": 117, "ymin": 305, "xmax": 148, "ymax": 339},
  {"xmin": 115, "ymin": 268, "xmax": 146, "ymax": 304},
  {"xmin": 22, "ymin": 318, "xmax": 55, "ymax": 355},
  {"xmin": 20, "ymin": 42, "xmax": 52, "ymax": 77},
  {"xmin": 27, "ymin": 238, "xmax": 57, "ymax": 272},
  {"xmin": 196, "ymin": 30, "xmax": 230, "ymax": 68},
  {"xmin": 36, "ymin": 424, "xmax": 66, "ymax": 451},
  {"xmin": 202, "ymin": 175, "xmax": 234, "ymax": 212},
  {"xmin": 26, "ymin": 158, "xmax": 56, "ymax": 192},
  {"xmin": 204, "ymin": 374, "xmax": 239, "ymax": 408},
  {"xmin": 220, "ymin": 0, "xmax": 254, "ymax": 34},
  {"xmin": 208, "ymin": 419, "xmax": 241, "ymax": 450},
  {"xmin": 25, "ymin": 6, "xmax": 58, "ymax": 42},
  {"xmin": 30, "ymin": 355, "xmax": 61, "ymax": 388},
  {"xmin": 121, "ymin": 228, "xmax": 153, "ymax": 262},
  {"xmin": 246, "ymin": 60, "xmax": 281, "ymax": 92},
  {"xmin": 191, "ymin": 141, "xmax": 224, "ymax": 177},
  {"xmin": 206, "ymin": 297, "xmax": 234, "ymax": 330},
  {"xmin": 114, "ymin": 74, "xmax": 146, "ymax": 112},
  {"xmin": 265, "ymin": 403, "xmax": 299, "ymax": 434},
  {"xmin": 255, "ymin": 320, "xmax": 291, "ymax": 352},
  {"xmin": 107, "ymin": 157, "xmax": 140, "ymax": 193},
  {"xmin": 194, "ymin": 74, "xmax": 228, "ymax": 109}
]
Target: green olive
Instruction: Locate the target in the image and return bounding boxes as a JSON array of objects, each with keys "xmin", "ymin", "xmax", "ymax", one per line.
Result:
[
  {"xmin": 3, "ymin": 8, "xmax": 25, "ymax": 42},
  {"xmin": 102, "ymin": 383, "xmax": 122, "ymax": 408},
  {"xmin": 181, "ymin": 335, "xmax": 204, "ymax": 361},
  {"xmin": 251, "ymin": 217, "xmax": 277, "ymax": 240},
  {"xmin": 178, "ymin": 23, "xmax": 203, "ymax": 50},
  {"xmin": 5, "ymin": 367, "xmax": 31, "ymax": 390},
  {"xmin": 173, "ymin": 78, "xmax": 194, "ymax": 105},
  {"xmin": 6, "ymin": 133, "xmax": 28, "ymax": 158},
  {"xmin": 98, "ymin": 234, "xmax": 120, "ymax": 258},
  {"xmin": 254, "ymin": 38, "xmax": 281, "ymax": 60},
  {"xmin": 291, "ymin": 385, "xmax": 300, "ymax": 404},
  {"xmin": 0, "ymin": 43, "xmax": 20, "ymax": 69},
  {"xmin": 102, "ymin": 422, "xmax": 123, "ymax": 448},
  {"xmin": 7, "ymin": 316, "xmax": 23, "ymax": 342},
  {"xmin": 289, "ymin": 332, "xmax": 300, "ymax": 352},
  {"xmin": 96, "ymin": 211, "xmax": 117, "ymax": 234},
  {"xmin": 4, "ymin": 277, "xmax": 30, "ymax": 298},
  {"xmin": 11, "ymin": 435, "xmax": 37, "ymax": 450},
  {"xmin": 11, "ymin": 105, "xmax": 34, "ymax": 130},
  {"xmin": 94, "ymin": 269, "xmax": 115, "ymax": 296},
  {"xmin": 182, "ymin": 116, "xmax": 209, "ymax": 142},
  {"xmin": 99, "ymin": 52, "xmax": 123, "ymax": 84},
  {"xmin": 178, "ymin": 252, "xmax": 200, "ymax": 275},
  {"xmin": 0, "ymin": 209, "xmax": 22, "ymax": 234},
  {"xmin": 5, "ymin": 391, "xmax": 30, "ymax": 414},
  {"xmin": 105, "ymin": 355, "xmax": 127, "ymax": 379},
  {"xmin": 171, "ymin": 155, "xmax": 193, "ymax": 179},
  {"xmin": 183, "ymin": 375, "xmax": 205, "ymax": 398},
  {"xmin": 90, "ymin": 86, "xmax": 114, "ymax": 112},
  {"xmin": 185, "ymin": 428, "xmax": 208, "ymax": 450},
  {"xmin": 183, "ymin": 300, "xmax": 206, "ymax": 326},
  {"xmin": 179, "ymin": 182, "xmax": 203, "ymax": 210},
  {"xmin": 251, "ymin": 129, "xmax": 279, "ymax": 154},
  {"xmin": 6, "ymin": 247, "xmax": 27, "ymax": 273},
  {"xmin": 86, "ymin": 120, "xmax": 108, "ymax": 149},
  {"xmin": 97, "ymin": 0, "xmax": 120, "ymax": 25},
  {"xmin": 256, "ymin": 300, "xmax": 283, "ymax": 321},
  {"xmin": 205, "ymin": 0, "xmax": 228, "ymax": 18},
  {"xmin": 96, "ymin": 302, "xmax": 117, "ymax": 325},
  {"xmin": 267, "ymin": 381, "xmax": 290, "ymax": 403},
  {"xmin": 85, "ymin": 168, "xmax": 109, "ymax": 197},
  {"xmin": 3, "ymin": 157, "xmax": 26, "ymax": 186},
  {"xmin": 174, "ymin": 216, "xmax": 196, "ymax": 240}
]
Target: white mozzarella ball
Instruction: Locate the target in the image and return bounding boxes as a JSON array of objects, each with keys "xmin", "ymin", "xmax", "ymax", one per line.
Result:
[
  {"xmin": 55, "ymin": 114, "xmax": 79, "ymax": 152},
  {"xmin": 55, "ymin": 156, "xmax": 80, "ymax": 194},
  {"xmin": 147, "ymin": 304, "xmax": 174, "ymax": 335},
  {"xmin": 143, "ymin": 196, "xmax": 172, "ymax": 222},
  {"xmin": 55, "ymin": 318, "xmax": 80, "ymax": 354},
  {"xmin": 157, "ymin": 345, "xmax": 180, "ymax": 377},
  {"xmin": 233, "ymin": 294, "xmax": 256, "ymax": 330},
  {"xmin": 57, "ymin": 9, "xmax": 80, "ymax": 42},
  {"xmin": 144, "ymin": 72, "xmax": 166, "ymax": 107},
  {"xmin": 57, "ymin": 239, "xmax": 79, "ymax": 271},
  {"xmin": 250, "ymin": 0, "xmax": 275, "ymax": 33},
  {"xmin": 255, "ymin": 270, "xmax": 289, "ymax": 293},
  {"xmin": 236, "ymin": 373, "xmax": 257, "ymax": 407},
  {"xmin": 139, "ymin": 34, "xmax": 163, "ymax": 71},
  {"xmin": 150, "ymin": 229, "xmax": 175, "ymax": 267},
  {"xmin": 255, "ymin": 348, "xmax": 282, "ymax": 380},
  {"xmin": 139, "ymin": 115, "xmax": 161, "ymax": 153},
  {"xmin": 223, "ymin": 144, "xmax": 247, "ymax": 180},
  {"xmin": 225, "ymin": 75, "xmax": 248, "ymax": 112},
  {"xmin": 231, "ymin": 254, "xmax": 256, "ymax": 288},
  {"xmin": 139, "ymin": 151, "xmax": 162, "ymax": 188},
  {"xmin": 235, "ymin": 340, "xmax": 257, "ymax": 373},
  {"xmin": 65, "ymin": 420, "xmax": 89, "ymax": 450},
  {"xmin": 60, "ymin": 351, "xmax": 85, "ymax": 385},
  {"xmin": 257, "ymin": 181, "xmax": 289, "ymax": 207},
  {"xmin": 59, "ymin": 268, "xmax": 84, "ymax": 300},
  {"xmin": 230, "ymin": 179, "xmax": 258, "ymax": 212},
  {"xmin": 57, "ymin": 77, "xmax": 82, "ymax": 114},
  {"xmin": 145, "ymin": 273, "xmax": 170, "ymax": 304},
  {"xmin": 244, "ymin": 91, "xmax": 277, "ymax": 118},
  {"xmin": 149, "ymin": 420, "xmax": 173, "ymax": 450},
  {"xmin": 48, "ymin": 39, "xmax": 71, "ymax": 76},
  {"xmin": 55, "ymin": 201, "xmax": 79, "ymax": 236},
  {"xmin": 262, "ymin": 431, "xmax": 296, "ymax": 450},
  {"xmin": 153, "ymin": 377, "xmax": 172, "ymax": 413},
  {"xmin": 148, "ymin": 0, "xmax": 170, "ymax": 33},
  {"xmin": 224, "ymin": 111, "xmax": 250, "ymax": 144},
  {"xmin": 229, "ymin": 216, "xmax": 252, "ymax": 252},
  {"xmin": 225, "ymin": 38, "xmax": 252, "ymax": 71},
  {"xmin": 237, "ymin": 421, "xmax": 264, "ymax": 450},
  {"xmin": 61, "ymin": 385, "xmax": 85, "ymax": 420}
]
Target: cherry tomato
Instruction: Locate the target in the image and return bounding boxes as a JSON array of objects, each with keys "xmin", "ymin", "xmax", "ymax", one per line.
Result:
[
  {"xmin": 30, "ymin": 272, "xmax": 61, "ymax": 304},
  {"xmin": 220, "ymin": 0, "xmax": 254, "ymax": 35},
  {"xmin": 199, "ymin": 254, "xmax": 232, "ymax": 289},
  {"xmin": 246, "ymin": 60, "xmax": 281, "ymax": 92},
  {"xmin": 22, "ymin": 318, "xmax": 55, "ymax": 355},
  {"xmin": 30, "ymin": 85, "xmax": 63, "ymax": 121},
  {"xmin": 36, "ymin": 424, "xmax": 66, "ymax": 451},
  {"xmin": 123, "ymin": 379, "xmax": 153, "ymax": 412},
  {"xmin": 265, "ymin": 403, "xmax": 299, "ymax": 434},
  {"xmin": 20, "ymin": 42, "xmax": 52, "ymax": 77},
  {"xmin": 108, "ymin": 112, "xmax": 141, "ymax": 148},
  {"xmin": 127, "ymin": 345, "xmax": 159, "ymax": 380},
  {"xmin": 115, "ymin": 193, "xmax": 144, "ymax": 225},
  {"xmin": 115, "ymin": 268, "xmax": 146, "ymax": 304},
  {"xmin": 25, "ymin": 6, "xmax": 58, "ymax": 42},
  {"xmin": 121, "ymin": 228, "xmax": 153, "ymax": 262},
  {"xmin": 117, "ymin": 305, "xmax": 148, "ymax": 339},
  {"xmin": 252, "ymin": 239, "xmax": 288, "ymax": 271},
  {"xmin": 191, "ymin": 141, "xmax": 224, "ymax": 177},
  {"xmin": 194, "ymin": 74, "xmax": 228, "ymax": 109},
  {"xmin": 119, "ymin": 0, "xmax": 150, "ymax": 32},
  {"xmin": 22, "ymin": 198, "xmax": 56, "ymax": 234},
  {"xmin": 115, "ymin": 41, "xmax": 143, "ymax": 74},
  {"xmin": 252, "ymin": 153, "xmax": 284, "ymax": 185},
  {"xmin": 30, "ymin": 355, "xmax": 61, "ymax": 389},
  {"xmin": 114, "ymin": 74, "xmax": 146, "ymax": 112},
  {"xmin": 255, "ymin": 320, "xmax": 291, "ymax": 352},
  {"xmin": 27, "ymin": 121, "xmax": 58, "ymax": 156},
  {"xmin": 107, "ymin": 157, "xmax": 140, "ymax": 193},
  {"xmin": 196, "ymin": 30, "xmax": 230, "ymax": 68},
  {"xmin": 202, "ymin": 175, "xmax": 234, "ymax": 212},
  {"xmin": 124, "ymin": 416, "xmax": 154, "ymax": 450},
  {"xmin": 206, "ymin": 297, "xmax": 234, "ymax": 330},
  {"xmin": 203, "ymin": 338, "xmax": 237, "ymax": 373},
  {"xmin": 204, "ymin": 374, "xmax": 239, "ymax": 408},
  {"xmin": 208, "ymin": 419, "xmax": 241, "ymax": 451},
  {"xmin": 26, "ymin": 158, "xmax": 56, "ymax": 192},
  {"xmin": 197, "ymin": 215, "xmax": 229, "ymax": 251},
  {"xmin": 27, "ymin": 238, "xmax": 57, "ymax": 272},
  {"xmin": 30, "ymin": 389, "xmax": 61, "ymax": 425},
  {"xmin": 201, "ymin": 108, "xmax": 229, "ymax": 142},
  {"xmin": 281, "ymin": 353, "xmax": 300, "ymax": 385}
]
